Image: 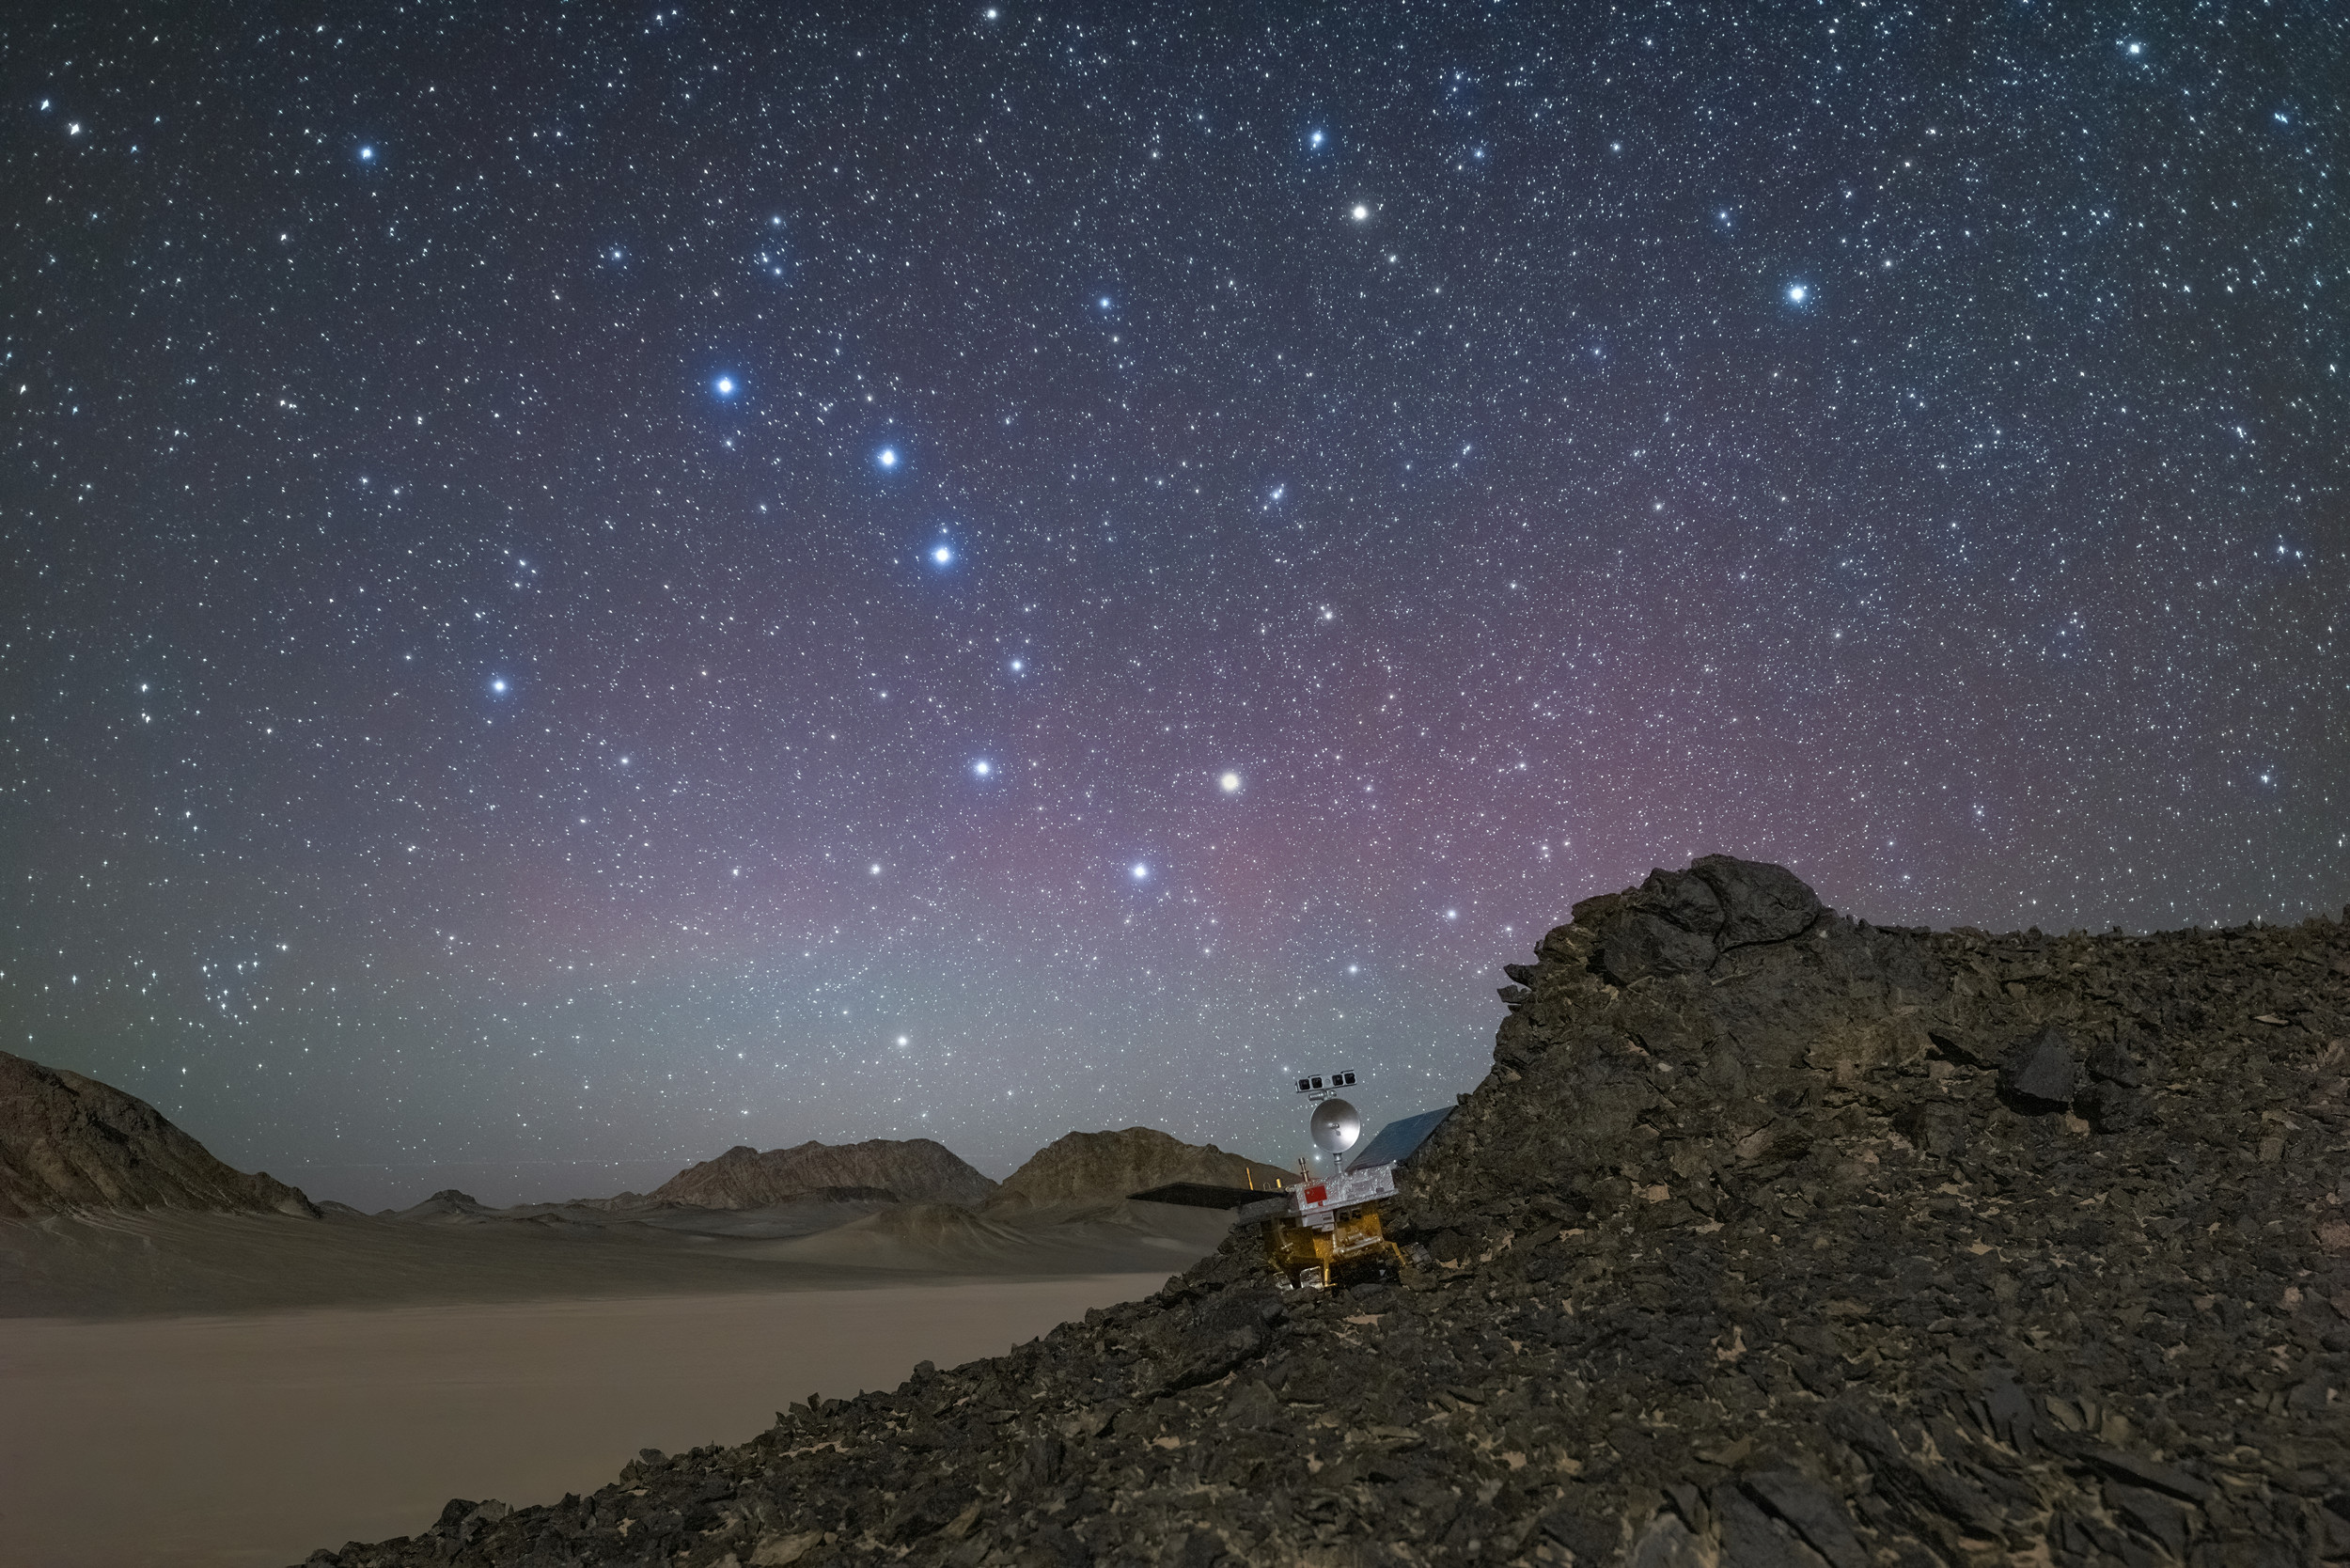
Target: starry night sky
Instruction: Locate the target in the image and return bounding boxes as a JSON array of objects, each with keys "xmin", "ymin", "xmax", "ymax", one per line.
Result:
[{"xmin": 4, "ymin": 4, "xmax": 2343, "ymax": 1209}]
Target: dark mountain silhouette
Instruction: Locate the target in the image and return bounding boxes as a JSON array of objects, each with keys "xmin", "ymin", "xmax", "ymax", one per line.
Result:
[
  {"xmin": 646, "ymin": 1137, "xmax": 998, "ymax": 1210},
  {"xmin": 985, "ymin": 1126, "xmax": 1292, "ymax": 1209}
]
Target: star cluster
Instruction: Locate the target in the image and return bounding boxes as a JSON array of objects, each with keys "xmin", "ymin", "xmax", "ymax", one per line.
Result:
[{"xmin": 3, "ymin": 5, "xmax": 2342, "ymax": 1206}]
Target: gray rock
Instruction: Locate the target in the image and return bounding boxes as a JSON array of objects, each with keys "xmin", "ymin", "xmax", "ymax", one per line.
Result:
[
  {"xmin": 2085, "ymin": 1039, "xmax": 2146, "ymax": 1088},
  {"xmin": 2105, "ymin": 1482, "xmax": 2190, "ymax": 1558},
  {"xmin": 1714, "ymin": 1483, "xmax": 1829, "ymax": 1567},
  {"xmin": 2074, "ymin": 1078, "xmax": 2147, "ymax": 1132},
  {"xmin": 1602, "ymin": 914, "xmax": 1720, "ymax": 984},
  {"xmin": 1999, "ymin": 1024, "xmax": 2078, "ymax": 1108},
  {"xmin": 1690, "ymin": 855, "xmax": 1824, "ymax": 947},
  {"xmin": 1637, "ymin": 869, "xmax": 1727, "ymax": 935},
  {"xmin": 1741, "ymin": 1471, "xmax": 1868, "ymax": 1568}
]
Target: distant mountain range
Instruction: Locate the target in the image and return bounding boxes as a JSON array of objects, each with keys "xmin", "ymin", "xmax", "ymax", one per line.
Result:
[
  {"xmin": 0, "ymin": 1048, "xmax": 1291, "ymax": 1225},
  {"xmin": 643, "ymin": 1137, "xmax": 999, "ymax": 1209},
  {"xmin": 986, "ymin": 1127, "xmax": 1292, "ymax": 1208}
]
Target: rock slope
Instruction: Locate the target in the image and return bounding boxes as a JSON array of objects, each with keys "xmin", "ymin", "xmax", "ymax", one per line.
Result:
[
  {"xmin": 650, "ymin": 1139, "xmax": 999, "ymax": 1210},
  {"xmin": 986, "ymin": 1128, "xmax": 1293, "ymax": 1210},
  {"xmin": 302, "ymin": 857, "xmax": 2350, "ymax": 1568},
  {"xmin": 0, "ymin": 1049, "xmax": 318, "ymax": 1220}
]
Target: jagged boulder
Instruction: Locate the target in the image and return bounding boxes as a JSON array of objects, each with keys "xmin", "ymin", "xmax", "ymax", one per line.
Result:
[
  {"xmin": 1586, "ymin": 854, "xmax": 1828, "ymax": 985},
  {"xmin": 0, "ymin": 1049, "xmax": 319, "ymax": 1219}
]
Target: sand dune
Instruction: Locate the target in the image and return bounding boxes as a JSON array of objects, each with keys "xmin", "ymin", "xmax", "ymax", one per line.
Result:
[
  {"xmin": 0, "ymin": 1275, "xmax": 1171, "ymax": 1568},
  {"xmin": 0, "ymin": 1194, "xmax": 1245, "ymax": 1565},
  {"xmin": 0, "ymin": 1196, "xmax": 1235, "ymax": 1318},
  {"xmin": 0, "ymin": 1207, "xmax": 885, "ymax": 1319}
]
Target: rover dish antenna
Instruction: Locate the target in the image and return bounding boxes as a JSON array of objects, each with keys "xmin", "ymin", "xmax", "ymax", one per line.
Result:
[{"xmin": 1309, "ymin": 1097, "xmax": 1361, "ymax": 1154}]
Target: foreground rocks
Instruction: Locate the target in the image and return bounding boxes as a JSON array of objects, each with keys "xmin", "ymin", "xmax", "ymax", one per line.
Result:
[
  {"xmin": 303, "ymin": 858, "xmax": 2350, "ymax": 1567},
  {"xmin": 0, "ymin": 1049, "xmax": 319, "ymax": 1219}
]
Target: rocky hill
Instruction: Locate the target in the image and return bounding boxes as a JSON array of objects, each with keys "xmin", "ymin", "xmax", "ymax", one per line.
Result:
[
  {"xmin": 302, "ymin": 856, "xmax": 2350, "ymax": 1568},
  {"xmin": 647, "ymin": 1138, "xmax": 998, "ymax": 1210},
  {"xmin": 985, "ymin": 1127, "xmax": 1293, "ymax": 1209},
  {"xmin": 0, "ymin": 1049, "xmax": 319, "ymax": 1220}
]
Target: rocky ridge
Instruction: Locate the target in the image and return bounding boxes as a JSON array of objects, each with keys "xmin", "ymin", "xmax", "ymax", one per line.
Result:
[
  {"xmin": 650, "ymin": 1139, "xmax": 1000, "ymax": 1211},
  {"xmin": 986, "ymin": 1128, "xmax": 1295, "ymax": 1210},
  {"xmin": 302, "ymin": 856, "xmax": 2350, "ymax": 1568},
  {"xmin": 0, "ymin": 1048, "xmax": 319, "ymax": 1220}
]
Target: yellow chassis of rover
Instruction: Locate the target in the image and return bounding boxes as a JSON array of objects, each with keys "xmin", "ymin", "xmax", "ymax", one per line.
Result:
[{"xmin": 1261, "ymin": 1204, "xmax": 1406, "ymax": 1288}]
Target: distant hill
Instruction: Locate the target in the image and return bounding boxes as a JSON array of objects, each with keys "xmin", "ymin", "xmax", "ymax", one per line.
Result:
[
  {"xmin": 0, "ymin": 1049, "xmax": 319, "ymax": 1220},
  {"xmin": 647, "ymin": 1138, "xmax": 997, "ymax": 1209},
  {"xmin": 985, "ymin": 1126, "xmax": 1292, "ymax": 1208}
]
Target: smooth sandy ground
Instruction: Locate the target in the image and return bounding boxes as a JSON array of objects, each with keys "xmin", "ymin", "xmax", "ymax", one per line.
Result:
[{"xmin": 0, "ymin": 1275, "xmax": 1168, "ymax": 1568}]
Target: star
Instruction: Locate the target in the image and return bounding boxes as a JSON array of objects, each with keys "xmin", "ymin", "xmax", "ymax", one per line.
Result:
[
  {"xmin": 972, "ymin": 759, "xmax": 992, "ymax": 777},
  {"xmin": 1351, "ymin": 204, "xmax": 1370, "ymax": 222},
  {"xmin": 1219, "ymin": 771, "xmax": 1242, "ymax": 793},
  {"xmin": 713, "ymin": 376, "xmax": 736, "ymax": 397},
  {"xmin": 1130, "ymin": 862, "xmax": 1150, "ymax": 881},
  {"xmin": 1787, "ymin": 283, "xmax": 1809, "ymax": 305},
  {"xmin": 876, "ymin": 447, "xmax": 899, "ymax": 469},
  {"xmin": 932, "ymin": 544, "xmax": 953, "ymax": 565},
  {"xmin": 489, "ymin": 677, "xmax": 508, "ymax": 696},
  {"xmin": 358, "ymin": 146, "xmax": 373, "ymax": 161}
]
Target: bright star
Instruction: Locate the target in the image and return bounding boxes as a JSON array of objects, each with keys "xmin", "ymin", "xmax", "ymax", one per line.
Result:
[
  {"xmin": 1131, "ymin": 862, "xmax": 1150, "ymax": 881},
  {"xmin": 489, "ymin": 678, "xmax": 508, "ymax": 695},
  {"xmin": 1351, "ymin": 204, "xmax": 1370, "ymax": 221},
  {"xmin": 1098, "ymin": 296, "xmax": 1112, "ymax": 309},
  {"xmin": 1309, "ymin": 131, "xmax": 1324, "ymax": 148},
  {"xmin": 871, "ymin": 863, "xmax": 883, "ymax": 875},
  {"xmin": 1219, "ymin": 771, "xmax": 1242, "ymax": 793},
  {"xmin": 1009, "ymin": 659, "xmax": 1024, "ymax": 672},
  {"xmin": 713, "ymin": 376, "xmax": 736, "ymax": 396},
  {"xmin": 877, "ymin": 447, "xmax": 899, "ymax": 469},
  {"xmin": 972, "ymin": 760, "xmax": 992, "ymax": 777},
  {"xmin": 358, "ymin": 146, "xmax": 373, "ymax": 161},
  {"xmin": 932, "ymin": 544, "xmax": 952, "ymax": 565},
  {"xmin": 1787, "ymin": 284, "xmax": 1809, "ymax": 305}
]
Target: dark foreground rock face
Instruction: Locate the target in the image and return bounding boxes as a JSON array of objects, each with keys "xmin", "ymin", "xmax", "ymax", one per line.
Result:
[
  {"xmin": 304, "ymin": 859, "xmax": 2350, "ymax": 1568},
  {"xmin": 0, "ymin": 1049, "xmax": 319, "ymax": 1219}
]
